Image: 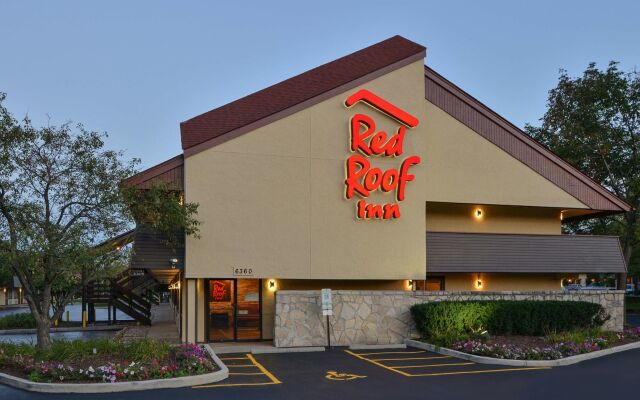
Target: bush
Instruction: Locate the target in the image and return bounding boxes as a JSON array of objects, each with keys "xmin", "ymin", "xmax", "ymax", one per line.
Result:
[
  {"xmin": 411, "ymin": 300, "xmax": 609, "ymax": 339},
  {"xmin": 0, "ymin": 313, "xmax": 37, "ymax": 329}
]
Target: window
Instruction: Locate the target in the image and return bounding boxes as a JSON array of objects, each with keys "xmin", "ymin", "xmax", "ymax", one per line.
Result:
[{"xmin": 414, "ymin": 277, "xmax": 445, "ymax": 291}]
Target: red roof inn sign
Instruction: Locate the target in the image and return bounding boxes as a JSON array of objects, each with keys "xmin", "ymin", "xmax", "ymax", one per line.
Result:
[{"xmin": 344, "ymin": 89, "xmax": 420, "ymax": 220}]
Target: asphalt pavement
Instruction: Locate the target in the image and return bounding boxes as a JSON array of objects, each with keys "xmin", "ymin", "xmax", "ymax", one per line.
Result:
[{"xmin": 1, "ymin": 346, "xmax": 639, "ymax": 400}]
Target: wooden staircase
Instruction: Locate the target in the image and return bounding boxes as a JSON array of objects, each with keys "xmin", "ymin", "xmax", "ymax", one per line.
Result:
[{"xmin": 85, "ymin": 271, "xmax": 158, "ymax": 325}]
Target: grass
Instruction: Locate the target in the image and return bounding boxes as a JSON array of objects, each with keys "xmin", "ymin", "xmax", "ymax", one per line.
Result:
[
  {"xmin": 0, "ymin": 313, "xmax": 37, "ymax": 329},
  {"xmin": 545, "ymin": 327, "xmax": 617, "ymax": 344}
]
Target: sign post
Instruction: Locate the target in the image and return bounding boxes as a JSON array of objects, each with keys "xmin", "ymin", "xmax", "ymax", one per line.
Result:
[{"xmin": 321, "ymin": 288, "xmax": 332, "ymax": 349}]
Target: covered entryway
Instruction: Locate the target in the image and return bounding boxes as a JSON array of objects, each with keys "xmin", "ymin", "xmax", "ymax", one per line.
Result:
[{"xmin": 207, "ymin": 279, "xmax": 262, "ymax": 341}]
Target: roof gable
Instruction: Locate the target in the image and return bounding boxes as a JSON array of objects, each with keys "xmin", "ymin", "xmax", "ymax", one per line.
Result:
[
  {"xmin": 424, "ymin": 67, "xmax": 631, "ymax": 214},
  {"xmin": 148, "ymin": 35, "xmax": 629, "ymax": 215},
  {"xmin": 180, "ymin": 35, "xmax": 426, "ymax": 154}
]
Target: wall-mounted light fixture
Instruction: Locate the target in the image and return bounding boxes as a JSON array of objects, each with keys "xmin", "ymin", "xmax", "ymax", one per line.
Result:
[
  {"xmin": 268, "ymin": 279, "xmax": 277, "ymax": 291},
  {"xmin": 407, "ymin": 280, "xmax": 414, "ymax": 290},
  {"xmin": 170, "ymin": 258, "xmax": 178, "ymax": 269},
  {"xmin": 475, "ymin": 273, "xmax": 483, "ymax": 289},
  {"xmin": 474, "ymin": 208, "xmax": 483, "ymax": 219}
]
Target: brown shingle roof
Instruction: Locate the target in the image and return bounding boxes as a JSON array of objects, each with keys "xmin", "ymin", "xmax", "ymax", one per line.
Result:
[{"xmin": 180, "ymin": 35, "xmax": 426, "ymax": 151}]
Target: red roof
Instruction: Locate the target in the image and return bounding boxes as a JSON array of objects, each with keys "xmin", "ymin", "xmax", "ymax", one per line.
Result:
[{"xmin": 180, "ymin": 35, "xmax": 426, "ymax": 152}]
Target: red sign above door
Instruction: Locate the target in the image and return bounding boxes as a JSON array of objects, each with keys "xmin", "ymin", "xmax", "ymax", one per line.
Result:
[{"xmin": 344, "ymin": 89, "xmax": 421, "ymax": 220}]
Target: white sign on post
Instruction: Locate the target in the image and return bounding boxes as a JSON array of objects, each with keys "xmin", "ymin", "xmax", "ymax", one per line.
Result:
[{"xmin": 321, "ymin": 288, "xmax": 332, "ymax": 316}]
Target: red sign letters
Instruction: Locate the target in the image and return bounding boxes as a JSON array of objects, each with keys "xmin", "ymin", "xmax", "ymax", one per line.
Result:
[{"xmin": 344, "ymin": 89, "xmax": 420, "ymax": 220}]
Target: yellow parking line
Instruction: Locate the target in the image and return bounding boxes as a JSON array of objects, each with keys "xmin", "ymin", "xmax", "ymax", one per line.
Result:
[
  {"xmin": 193, "ymin": 353, "xmax": 282, "ymax": 389},
  {"xmin": 193, "ymin": 382, "xmax": 279, "ymax": 389},
  {"xmin": 407, "ymin": 366, "xmax": 551, "ymax": 377},
  {"xmin": 229, "ymin": 372, "xmax": 267, "ymax": 376},
  {"xmin": 356, "ymin": 350, "xmax": 426, "ymax": 356},
  {"xmin": 372, "ymin": 356, "xmax": 452, "ymax": 361},
  {"xmin": 394, "ymin": 362, "xmax": 475, "ymax": 368},
  {"xmin": 344, "ymin": 350, "xmax": 412, "ymax": 377},
  {"xmin": 247, "ymin": 354, "xmax": 282, "ymax": 384}
]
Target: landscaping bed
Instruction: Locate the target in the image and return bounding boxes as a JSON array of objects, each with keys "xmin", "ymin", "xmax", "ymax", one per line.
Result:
[
  {"xmin": 410, "ymin": 300, "xmax": 640, "ymax": 361},
  {"xmin": 0, "ymin": 338, "xmax": 217, "ymax": 383},
  {"xmin": 450, "ymin": 326, "xmax": 640, "ymax": 360}
]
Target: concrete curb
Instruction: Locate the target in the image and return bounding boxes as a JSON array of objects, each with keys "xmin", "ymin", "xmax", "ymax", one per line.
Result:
[
  {"xmin": 349, "ymin": 344, "xmax": 406, "ymax": 350},
  {"xmin": 0, "ymin": 325, "xmax": 125, "ymax": 335},
  {"xmin": 405, "ymin": 339, "xmax": 640, "ymax": 367},
  {"xmin": 0, "ymin": 345, "xmax": 228, "ymax": 393}
]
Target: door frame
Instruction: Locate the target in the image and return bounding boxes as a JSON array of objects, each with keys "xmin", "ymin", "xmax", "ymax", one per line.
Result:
[{"xmin": 205, "ymin": 278, "xmax": 262, "ymax": 342}]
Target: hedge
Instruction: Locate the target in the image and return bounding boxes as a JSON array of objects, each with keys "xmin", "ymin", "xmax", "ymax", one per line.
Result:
[
  {"xmin": 410, "ymin": 300, "xmax": 609, "ymax": 338},
  {"xmin": 0, "ymin": 312, "xmax": 37, "ymax": 329}
]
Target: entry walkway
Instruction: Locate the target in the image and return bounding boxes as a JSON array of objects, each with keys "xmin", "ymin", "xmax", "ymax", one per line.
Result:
[{"xmin": 117, "ymin": 303, "xmax": 179, "ymax": 343}]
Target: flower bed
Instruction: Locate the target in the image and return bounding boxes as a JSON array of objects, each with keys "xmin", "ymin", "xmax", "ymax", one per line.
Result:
[
  {"xmin": 0, "ymin": 338, "xmax": 217, "ymax": 383},
  {"xmin": 450, "ymin": 327, "xmax": 640, "ymax": 360}
]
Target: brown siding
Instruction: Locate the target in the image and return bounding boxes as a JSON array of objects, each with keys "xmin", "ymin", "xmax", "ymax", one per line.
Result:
[
  {"xmin": 131, "ymin": 226, "xmax": 185, "ymax": 270},
  {"xmin": 123, "ymin": 155, "xmax": 184, "ymax": 190},
  {"xmin": 426, "ymin": 231, "xmax": 626, "ymax": 273}
]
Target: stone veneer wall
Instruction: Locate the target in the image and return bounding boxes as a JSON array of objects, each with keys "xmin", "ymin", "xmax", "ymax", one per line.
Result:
[{"xmin": 274, "ymin": 290, "xmax": 625, "ymax": 347}]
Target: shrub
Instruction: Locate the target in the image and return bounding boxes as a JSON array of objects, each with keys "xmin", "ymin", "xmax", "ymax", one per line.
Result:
[
  {"xmin": 411, "ymin": 300, "xmax": 608, "ymax": 340},
  {"xmin": 0, "ymin": 313, "xmax": 37, "ymax": 329}
]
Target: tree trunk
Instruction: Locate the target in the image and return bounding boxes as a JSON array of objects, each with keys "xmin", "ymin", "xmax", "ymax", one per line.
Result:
[{"xmin": 35, "ymin": 314, "xmax": 52, "ymax": 350}]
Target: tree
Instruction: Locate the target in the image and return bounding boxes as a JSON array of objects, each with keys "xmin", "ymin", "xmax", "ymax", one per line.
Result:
[
  {"xmin": 0, "ymin": 93, "xmax": 199, "ymax": 349},
  {"xmin": 526, "ymin": 62, "xmax": 640, "ymax": 279}
]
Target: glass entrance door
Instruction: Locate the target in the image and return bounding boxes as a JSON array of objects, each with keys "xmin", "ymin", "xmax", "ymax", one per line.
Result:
[
  {"xmin": 208, "ymin": 280, "xmax": 234, "ymax": 341},
  {"xmin": 208, "ymin": 279, "xmax": 261, "ymax": 341},
  {"xmin": 236, "ymin": 279, "xmax": 261, "ymax": 340}
]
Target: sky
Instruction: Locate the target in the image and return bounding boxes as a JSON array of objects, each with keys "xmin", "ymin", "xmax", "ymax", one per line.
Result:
[{"xmin": 1, "ymin": 0, "xmax": 639, "ymax": 171}]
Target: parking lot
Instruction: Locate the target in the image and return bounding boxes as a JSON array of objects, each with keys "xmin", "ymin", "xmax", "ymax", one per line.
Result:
[
  {"xmin": 193, "ymin": 353, "xmax": 281, "ymax": 388},
  {"xmin": 345, "ymin": 348, "xmax": 549, "ymax": 377},
  {"xmin": 1, "ymin": 346, "xmax": 640, "ymax": 399}
]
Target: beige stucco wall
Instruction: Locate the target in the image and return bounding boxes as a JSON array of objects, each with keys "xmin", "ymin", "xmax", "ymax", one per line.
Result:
[
  {"xmin": 185, "ymin": 60, "xmax": 429, "ymax": 280},
  {"xmin": 180, "ymin": 279, "xmax": 199, "ymax": 343},
  {"xmin": 422, "ymin": 101, "xmax": 587, "ymax": 209},
  {"xmin": 196, "ymin": 278, "xmax": 205, "ymax": 343},
  {"xmin": 180, "ymin": 280, "xmax": 187, "ymax": 342},
  {"xmin": 184, "ymin": 57, "xmax": 588, "ymax": 281},
  {"xmin": 426, "ymin": 203, "xmax": 562, "ymax": 234}
]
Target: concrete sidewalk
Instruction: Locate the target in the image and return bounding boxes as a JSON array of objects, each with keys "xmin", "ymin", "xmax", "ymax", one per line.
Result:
[{"xmin": 117, "ymin": 303, "xmax": 179, "ymax": 342}]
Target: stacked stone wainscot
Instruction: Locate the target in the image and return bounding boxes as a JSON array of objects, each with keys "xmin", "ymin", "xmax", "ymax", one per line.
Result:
[{"xmin": 273, "ymin": 290, "xmax": 625, "ymax": 347}]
